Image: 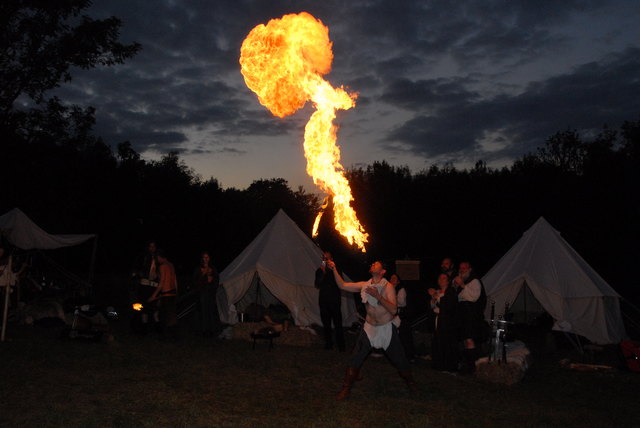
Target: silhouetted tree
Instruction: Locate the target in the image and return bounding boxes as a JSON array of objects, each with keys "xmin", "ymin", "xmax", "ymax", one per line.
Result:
[
  {"xmin": 537, "ymin": 129, "xmax": 585, "ymax": 174},
  {"xmin": 1, "ymin": 0, "xmax": 140, "ymax": 129},
  {"xmin": 0, "ymin": 0, "xmax": 140, "ymax": 239},
  {"xmin": 620, "ymin": 118, "xmax": 640, "ymax": 162}
]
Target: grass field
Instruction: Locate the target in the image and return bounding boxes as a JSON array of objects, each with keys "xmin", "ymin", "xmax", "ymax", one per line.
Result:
[{"xmin": 1, "ymin": 319, "xmax": 639, "ymax": 428}]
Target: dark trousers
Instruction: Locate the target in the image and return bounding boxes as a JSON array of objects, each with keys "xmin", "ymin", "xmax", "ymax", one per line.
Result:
[
  {"xmin": 348, "ymin": 324, "xmax": 410, "ymax": 372},
  {"xmin": 398, "ymin": 314, "xmax": 416, "ymax": 359},
  {"xmin": 199, "ymin": 287, "xmax": 221, "ymax": 335},
  {"xmin": 320, "ymin": 299, "xmax": 344, "ymax": 350},
  {"xmin": 159, "ymin": 296, "xmax": 177, "ymax": 327},
  {"xmin": 459, "ymin": 302, "xmax": 483, "ymax": 343},
  {"xmin": 432, "ymin": 327, "xmax": 459, "ymax": 371}
]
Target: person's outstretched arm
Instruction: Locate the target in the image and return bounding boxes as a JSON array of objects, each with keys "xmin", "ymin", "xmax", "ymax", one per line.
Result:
[{"xmin": 326, "ymin": 261, "xmax": 365, "ymax": 292}]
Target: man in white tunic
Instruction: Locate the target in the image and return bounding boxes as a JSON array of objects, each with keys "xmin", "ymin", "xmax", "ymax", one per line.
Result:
[{"xmin": 327, "ymin": 260, "xmax": 415, "ymax": 400}]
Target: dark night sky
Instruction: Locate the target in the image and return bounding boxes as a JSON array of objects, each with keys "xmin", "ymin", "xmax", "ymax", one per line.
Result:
[{"xmin": 52, "ymin": 0, "xmax": 640, "ymax": 189}]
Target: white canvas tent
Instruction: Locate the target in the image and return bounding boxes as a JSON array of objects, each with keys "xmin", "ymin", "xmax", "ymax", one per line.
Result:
[
  {"xmin": 0, "ymin": 207, "xmax": 98, "ymax": 285},
  {"xmin": 0, "ymin": 208, "xmax": 97, "ymax": 341},
  {"xmin": 483, "ymin": 217, "xmax": 626, "ymax": 345},
  {"xmin": 0, "ymin": 208, "xmax": 96, "ymax": 250},
  {"xmin": 218, "ymin": 209, "xmax": 358, "ymax": 327}
]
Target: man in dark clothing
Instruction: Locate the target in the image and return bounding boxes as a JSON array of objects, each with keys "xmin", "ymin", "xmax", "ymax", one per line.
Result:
[
  {"xmin": 430, "ymin": 273, "xmax": 459, "ymax": 371},
  {"xmin": 315, "ymin": 251, "xmax": 345, "ymax": 351},
  {"xmin": 441, "ymin": 257, "xmax": 456, "ymax": 280},
  {"xmin": 453, "ymin": 261, "xmax": 487, "ymax": 373}
]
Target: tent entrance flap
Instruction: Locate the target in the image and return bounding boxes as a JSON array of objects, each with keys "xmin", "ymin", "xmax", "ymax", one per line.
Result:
[
  {"xmin": 235, "ymin": 273, "xmax": 281, "ymax": 318},
  {"xmin": 510, "ymin": 281, "xmax": 546, "ymax": 323}
]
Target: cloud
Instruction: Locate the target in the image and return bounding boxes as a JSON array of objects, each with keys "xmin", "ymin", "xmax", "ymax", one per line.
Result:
[
  {"xmin": 127, "ymin": 130, "xmax": 188, "ymax": 151},
  {"xmin": 383, "ymin": 47, "xmax": 640, "ymax": 161},
  {"xmin": 41, "ymin": 0, "xmax": 639, "ymax": 187},
  {"xmin": 380, "ymin": 77, "xmax": 480, "ymax": 111},
  {"xmin": 188, "ymin": 146, "xmax": 247, "ymax": 156},
  {"xmin": 336, "ymin": 1, "xmax": 608, "ymax": 77},
  {"xmin": 217, "ymin": 147, "xmax": 247, "ymax": 155}
]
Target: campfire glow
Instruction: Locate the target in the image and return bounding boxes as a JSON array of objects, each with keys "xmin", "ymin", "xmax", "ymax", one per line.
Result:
[
  {"xmin": 132, "ymin": 303, "xmax": 143, "ymax": 311},
  {"xmin": 240, "ymin": 12, "xmax": 368, "ymax": 251}
]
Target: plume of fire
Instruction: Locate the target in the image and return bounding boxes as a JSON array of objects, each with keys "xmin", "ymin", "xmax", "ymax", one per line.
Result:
[
  {"xmin": 239, "ymin": 12, "xmax": 368, "ymax": 252},
  {"xmin": 132, "ymin": 303, "xmax": 143, "ymax": 311},
  {"xmin": 312, "ymin": 196, "xmax": 329, "ymax": 237}
]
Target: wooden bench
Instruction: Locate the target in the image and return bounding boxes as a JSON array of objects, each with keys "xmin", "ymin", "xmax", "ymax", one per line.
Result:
[{"xmin": 250, "ymin": 331, "xmax": 281, "ymax": 350}]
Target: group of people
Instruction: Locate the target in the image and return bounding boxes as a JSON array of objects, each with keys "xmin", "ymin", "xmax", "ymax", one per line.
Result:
[
  {"xmin": 132, "ymin": 242, "xmax": 486, "ymax": 399},
  {"xmin": 131, "ymin": 241, "xmax": 222, "ymax": 340},
  {"xmin": 315, "ymin": 253, "xmax": 487, "ymax": 400},
  {"xmin": 430, "ymin": 258, "xmax": 487, "ymax": 373}
]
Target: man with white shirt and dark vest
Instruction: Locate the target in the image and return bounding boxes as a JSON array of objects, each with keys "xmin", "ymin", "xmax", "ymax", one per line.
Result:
[
  {"xmin": 327, "ymin": 260, "xmax": 415, "ymax": 400},
  {"xmin": 453, "ymin": 261, "xmax": 487, "ymax": 373}
]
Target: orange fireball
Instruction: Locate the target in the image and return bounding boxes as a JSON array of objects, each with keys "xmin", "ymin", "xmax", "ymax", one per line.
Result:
[{"xmin": 240, "ymin": 12, "xmax": 368, "ymax": 251}]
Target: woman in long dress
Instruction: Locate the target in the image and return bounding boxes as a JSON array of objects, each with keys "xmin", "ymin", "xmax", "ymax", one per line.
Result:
[
  {"xmin": 430, "ymin": 273, "xmax": 459, "ymax": 371},
  {"xmin": 192, "ymin": 251, "xmax": 221, "ymax": 337}
]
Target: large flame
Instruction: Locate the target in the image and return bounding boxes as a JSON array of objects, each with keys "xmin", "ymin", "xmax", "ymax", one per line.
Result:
[{"xmin": 240, "ymin": 12, "xmax": 368, "ymax": 252}]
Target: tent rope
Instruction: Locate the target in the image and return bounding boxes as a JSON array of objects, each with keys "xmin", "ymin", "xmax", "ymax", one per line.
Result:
[
  {"xmin": 621, "ymin": 298, "xmax": 640, "ymax": 316},
  {"xmin": 39, "ymin": 250, "xmax": 92, "ymax": 289}
]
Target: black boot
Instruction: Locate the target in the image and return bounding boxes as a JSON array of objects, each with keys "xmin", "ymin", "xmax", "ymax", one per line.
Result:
[
  {"xmin": 460, "ymin": 348, "xmax": 477, "ymax": 374},
  {"xmin": 324, "ymin": 327, "xmax": 333, "ymax": 350},
  {"xmin": 336, "ymin": 367, "xmax": 360, "ymax": 400},
  {"xmin": 399, "ymin": 370, "xmax": 418, "ymax": 394}
]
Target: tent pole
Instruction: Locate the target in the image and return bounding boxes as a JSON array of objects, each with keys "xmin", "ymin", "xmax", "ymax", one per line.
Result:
[
  {"xmin": 524, "ymin": 283, "xmax": 528, "ymax": 323},
  {"xmin": 88, "ymin": 235, "xmax": 98, "ymax": 292},
  {"xmin": 256, "ymin": 279, "xmax": 262, "ymax": 307},
  {"xmin": 622, "ymin": 298, "xmax": 640, "ymax": 316},
  {"xmin": 1, "ymin": 285, "xmax": 9, "ymax": 342},
  {"xmin": 563, "ymin": 331, "xmax": 583, "ymax": 354}
]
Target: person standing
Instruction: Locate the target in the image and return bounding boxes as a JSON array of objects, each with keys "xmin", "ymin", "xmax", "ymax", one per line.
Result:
[
  {"xmin": 149, "ymin": 250, "xmax": 178, "ymax": 340},
  {"xmin": 132, "ymin": 241, "xmax": 160, "ymax": 331},
  {"xmin": 315, "ymin": 252, "xmax": 345, "ymax": 351},
  {"xmin": 430, "ymin": 273, "xmax": 459, "ymax": 372},
  {"xmin": 440, "ymin": 257, "xmax": 456, "ymax": 281},
  {"xmin": 192, "ymin": 251, "xmax": 221, "ymax": 338},
  {"xmin": 327, "ymin": 260, "xmax": 415, "ymax": 400},
  {"xmin": 453, "ymin": 261, "xmax": 487, "ymax": 373},
  {"xmin": 391, "ymin": 273, "xmax": 416, "ymax": 362}
]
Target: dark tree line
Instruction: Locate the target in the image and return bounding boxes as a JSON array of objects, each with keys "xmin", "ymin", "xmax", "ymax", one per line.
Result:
[
  {"xmin": 2, "ymin": 118, "xmax": 638, "ymax": 302},
  {"xmin": 1, "ymin": 1, "xmax": 638, "ymax": 305},
  {"xmin": 1, "ymin": 136, "xmax": 321, "ymax": 272},
  {"xmin": 319, "ymin": 123, "xmax": 639, "ymax": 301}
]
